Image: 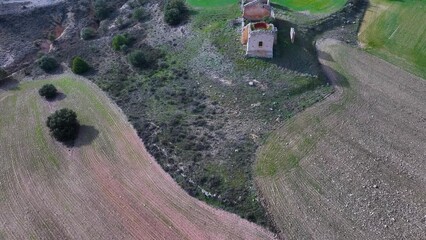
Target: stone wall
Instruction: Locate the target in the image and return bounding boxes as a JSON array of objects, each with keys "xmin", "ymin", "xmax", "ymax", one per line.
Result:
[{"xmin": 246, "ymin": 29, "xmax": 276, "ymax": 58}]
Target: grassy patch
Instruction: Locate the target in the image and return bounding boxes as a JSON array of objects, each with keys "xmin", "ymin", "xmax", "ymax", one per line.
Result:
[
  {"xmin": 272, "ymin": 0, "xmax": 347, "ymax": 14},
  {"xmin": 359, "ymin": 0, "xmax": 426, "ymax": 78},
  {"xmin": 187, "ymin": 0, "xmax": 236, "ymax": 8},
  {"xmin": 30, "ymin": 99, "xmax": 60, "ymax": 168}
]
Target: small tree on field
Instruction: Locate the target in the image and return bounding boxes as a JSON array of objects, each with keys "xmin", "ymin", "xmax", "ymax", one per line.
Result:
[
  {"xmin": 71, "ymin": 57, "xmax": 90, "ymax": 74},
  {"xmin": 80, "ymin": 27, "xmax": 97, "ymax": 40},
  {"xmin": 46, "ymin": 108, "xmax": 80, "ymax": 142},
  {"xmin": 39, "ymin": 84, "xmax": 58, "ymax": 99},
  {"xmin": 112, "ymin": 34, "xmax": 129, "ymax": 51},
  {"xmin": 38, "ymin": 56, "xmax": 59, "ymax": 72},
  {"xmin": 164, "ymin": 0, "xmax": 187, "ymax": 26}
]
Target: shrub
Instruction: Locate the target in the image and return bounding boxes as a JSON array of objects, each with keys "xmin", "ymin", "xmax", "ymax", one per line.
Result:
[
  {"xmin": 71, "ymin": 57, "xmax": 90, "ymax": 74},
  {"xmin": 94, "ymin": 0, "xmax": 110, "ymax": 20},
  {"xmin": 132, "ymin": 7, "xmax": 146, "ymax": 21},
  {"xmin": 38, "ymin": 84, "xmax": 58, "ymax": 99},
  {"xmin": 112, "ymin": 34, "xmax": 129, "ymax": 51},
  {"xmin": 164, "ymin": 0, "xmax": 187, "ymax": 26},
  {"xmin": 80, "ymin": 27, "xmax": 97, "ymax": 40},
  {"xmin": 129, "ymin": 0, "xmax": 146, "ymax": 8},
  {"xmin": 0, "ymin": 68, "xmax": 7, "ymax": 80},
  {"xmin": 128, "ymin": 49, "xmax": 160, "ymax": 68},
  {"xmin": 128, "ymin": 50, "xmax": 147, "ymax": 68},
  {"xmin": 46, "ymin": 108, "xmax": 79, "ymax": 142},
  {"xmin": 37, "ymin": 56, "xmax": 59, "ymax": 72}
]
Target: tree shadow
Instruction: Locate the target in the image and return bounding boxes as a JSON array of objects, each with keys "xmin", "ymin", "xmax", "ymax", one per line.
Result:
[
  {"xmin": 0, "ymin": 78, "xmax": 20, "ymax": 91},
  {"xmin": 47, "ymin": 92, "xmax": 66, "ymax": 102},
  {"xmin": 69, "ymin": 125, "xmax": 99, "ymax": 148},
  {"xmin": 266, "ymin": 19, "xmax": 323, "ymax": 75}
]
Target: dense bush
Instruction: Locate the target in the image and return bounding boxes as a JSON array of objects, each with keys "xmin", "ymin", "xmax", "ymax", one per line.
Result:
[
  {"xmin": 164, "ymin": 0, "xmax": 187, "ymax": 26},
  {"xmin": 94, "ymin": 0, "xmax": 110, "ymax": 20},
  {"xmin": 132, "ymin": 7, "xmax": 146, "ymax": 21},
  {"xmin": 0, "ymin": 68, "xmax": 7, "ymax": 80},
  {"xmin": 71, "ymin": 57, "xmax": 90, "ymax": 74},
  {"xmin": 38, "ymin": 84, "xmax": 58, "ymax": 99},
  {"xmin": 80, "ymin": 27, "xmax": 97, "ymax": 40},
  {"xmin": 46, "ymin": 108, "xmax": 79, "ymax": 142},
  {"xmin": 128, "ymin": 48, "xmax": 161, "ymax": 68},
  {"xmin": 129, "ymin": 0, "xmax": 146, "ymax": 8},
  {"xmin": 112, "ymin": 34, "xmax": 129, "ymax": 51},
  {"xmin": 37, "ymin": 56, "xmax": 59, "ymax": 72}
]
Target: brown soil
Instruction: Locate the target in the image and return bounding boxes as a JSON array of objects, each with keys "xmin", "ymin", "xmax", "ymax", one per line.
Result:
[
  {"xmin": 0, "ymin": 74, "xmax": 275, "ymax": 239},
  {"xmin": 255, "ymin": 39, "xmax": 426, "ymax": 240}
]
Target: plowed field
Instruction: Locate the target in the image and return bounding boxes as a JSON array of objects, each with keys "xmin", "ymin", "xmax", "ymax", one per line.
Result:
[
  {"xmin": 255, "ymin": 39, "xmax": 426, "ymax": 240},
  {"xmin": 0, "ymin": 76, "xmax": 274, "ymax": 239}
]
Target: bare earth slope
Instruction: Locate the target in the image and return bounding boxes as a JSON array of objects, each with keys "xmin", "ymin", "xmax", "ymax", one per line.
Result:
[
  {"xmin": 255, "ymin": 39, "xmax": 426, "ymax": 240},
  {"xmin": 0, "ymin": 75, "xmax": 275, "ymax": 239}
]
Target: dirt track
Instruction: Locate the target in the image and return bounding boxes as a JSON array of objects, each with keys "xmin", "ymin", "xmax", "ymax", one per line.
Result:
[
  {"xmin": 255, "ymin": 39, "xmax": 426, "ymax": 239},
  {"xmin": 0, "ymin": 75, "xmax": 275, "ymax": 239}
]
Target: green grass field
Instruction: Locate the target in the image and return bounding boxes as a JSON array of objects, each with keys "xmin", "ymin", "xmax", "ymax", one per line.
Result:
[
  {"xmin": 359, "ymin": 0, "xmax": 426, "ymax": 79},
  {"xmin": 272, "ymin": 0, "xmax": 347, "ymax": 14},
  {"xmin": 187, "ymin": 0, "xmax": 236, "ymax": 8},
  {"xmin": 187, "ymin": 0, "xmax": 347, "ymax": 14}
]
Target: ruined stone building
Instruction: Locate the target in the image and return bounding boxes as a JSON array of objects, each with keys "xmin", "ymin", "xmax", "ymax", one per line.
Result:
[
  {"xmin": 242, "ymin": 0, "xmax": 273, "ymax": 21},
  {"xmin": 241, "ymin": 0, "xmax": 277, "ymax": 58}
]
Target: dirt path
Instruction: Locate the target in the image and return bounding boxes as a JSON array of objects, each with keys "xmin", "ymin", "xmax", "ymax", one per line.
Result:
[
  {"xmin": 255, "ymin": 39, "xmax": 426, "ymax": 240},
  {"xmin": 0, "ymin": 75, "xmax": 275, "ymax": 239}
]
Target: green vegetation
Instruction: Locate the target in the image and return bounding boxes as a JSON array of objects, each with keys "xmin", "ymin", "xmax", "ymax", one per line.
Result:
[
  {"xmin": 46, "ymin": 108, "xmax": 80, "ymax": 142},
  {"xmin": 0, "ymin": 68, "xmax": 7, "ymax": 80},
  {"xmin": 37, "ymin": 55, "xmax": 59, "ymax": 72},
  {"xmin": 187, "ymin": 0, "xmax": 346, "ymax": 14},
  {"xmin": 89, "ymin": 0, "xmax": 332, "ymax": 228},
  {"xmin": 164, "ymin": 0, "xmax": 188, "ymax": 26},
  {"xmin": 112, "ymin": 34, "xmax": 129, "ymax": 51},
  {"xmin": 132, "ymin": 7, "xmax": 146, "ymax": 21},
  {"xmin": 272, "ymin": 0, "xmax": 347, "ymax": 14},
  {"xmin": 187, "ymin": 0, "xmax": 235, "ymax": 8},
  {"xmin": 128, "ymin": 49, "xmax": 160, "ymax": 68},
  {"xmin": 38, "ymin": 84, "xmax": 58, "ymax": 100},
  {"xmin": 80, "ymin": 27, "xmax": 97, "ymax": 40},
  {"xmin": 71, "ymin": 57, "xmax": 90, "ymax": 74},
  {"xmin": 94, "ymin": 0, "xmax": 111, "ymax": 20},
  {"xmin": 359, "ymin": 0, "xmax": 426, "ymax": 78}
]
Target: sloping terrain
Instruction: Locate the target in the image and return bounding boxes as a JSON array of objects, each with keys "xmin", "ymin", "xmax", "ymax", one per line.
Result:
[
  {"xmin": 0, "ymin": 75, "xmax": 274, "ymax": 239},
  {"xmin": 358, "ymin": 0, "xmax": 426, "ymax": 78},
  {"xmin": 255, "ymin": 39, "xmax": 426, "ymax": 239}
]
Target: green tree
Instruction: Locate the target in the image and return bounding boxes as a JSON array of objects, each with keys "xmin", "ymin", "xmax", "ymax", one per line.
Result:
[
  {"xmin": 128, "ymin": 49, "xmax": 160, "ymax": 68},
  {"xmin": 71, "ymin": 57, "xmax": 90, "ymax": 74},
  {"xmin": 80, "ymin": 27, "xmax": 97, "ymax": 40},
  {"xmin": 37, "ymin": 56, "xmax": 59, "ymax": 72},
  {"xmin": 112, "ymin": 34, "xmax": 129, "ymax": 51},
  {"xmin": 39, "ymin": 84, "xmax": 58, "ymax": 99},
  {"xmin": 132, "ymin": 7, "xmax": 146, "ymax": 21},
  {"xmin": 46, "ymin": 108, "xmax": 80, "ymax": 142},
  {"xmin": 164, "ymin": 0, "xmax": 187, "ymax": 26},
  {"xmin": 94, "ymin": 0, "xmax": 110, "ymax": 20}
]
